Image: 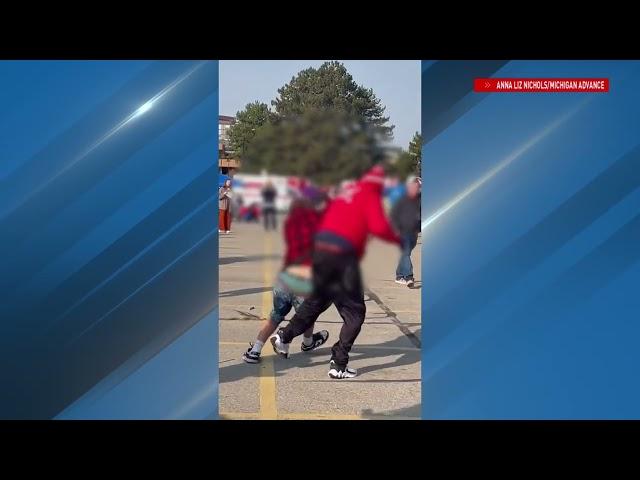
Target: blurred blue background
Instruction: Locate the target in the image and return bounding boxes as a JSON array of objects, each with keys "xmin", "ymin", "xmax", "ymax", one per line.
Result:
[
  {"xmin": 422, "ymin": 60, "xmax": 640, "ymax": 419},
  {"xmin": 0, "ymin": 60, "xmax": 218, "ymax": 419}
]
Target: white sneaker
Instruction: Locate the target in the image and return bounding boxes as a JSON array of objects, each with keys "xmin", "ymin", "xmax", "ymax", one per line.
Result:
[
  {"xmin": 270, "ymin": 331, "xmax": 290, "ymax": 359},
  {"xmin": 225, "ymin": 230, "xmax": 231, "ymax": 234},
  {"xmin": 328, "ymin": 360, "xmax": 357, "ymax": 379},
  {"xmin": 395, "ymin": 278, "xmax": 408, "ymax": 285}
]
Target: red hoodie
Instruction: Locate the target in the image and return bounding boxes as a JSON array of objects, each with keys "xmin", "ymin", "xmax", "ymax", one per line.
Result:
[{"xmin": 317, "ymin": 165, "xmax": 400, "ymax": 258}]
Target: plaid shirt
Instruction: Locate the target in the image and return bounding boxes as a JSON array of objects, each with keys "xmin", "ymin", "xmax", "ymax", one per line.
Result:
[{"xmin": 284, "ymin": 203, "xmax": 322, "ymax": 267}]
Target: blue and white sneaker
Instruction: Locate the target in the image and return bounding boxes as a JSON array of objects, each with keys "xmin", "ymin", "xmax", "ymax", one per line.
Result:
[
  {"xmin": 301, "ymin": 330, "xmax": 329, "ymax": 352},
  {"xmin": 242, "ymin": 343, "xmax": 260, "ymax": 364}
]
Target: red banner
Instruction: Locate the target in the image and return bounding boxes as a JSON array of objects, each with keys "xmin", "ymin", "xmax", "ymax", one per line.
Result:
[{"xmin": 474, "ymin": 78, "xmax": 609, "ymax": 93}]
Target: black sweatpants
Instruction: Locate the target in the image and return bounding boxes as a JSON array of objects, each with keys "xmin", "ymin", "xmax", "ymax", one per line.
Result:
[
  {"xmin": 280, "ymin": 248, "xmax": 366, "ymax": 368},
  {"xmin": 263, "ymin": 206, "xmax": 277, "ymax": 231}
]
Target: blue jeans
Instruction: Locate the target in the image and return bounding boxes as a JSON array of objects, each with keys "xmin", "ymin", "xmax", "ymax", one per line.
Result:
[
  {"xmin": 396, "ymin": 234, "xmax": 417, "ymax": 279},
  {"xmin": 270, "ymin": 283, "xmax": 304, "ymax": 324}
]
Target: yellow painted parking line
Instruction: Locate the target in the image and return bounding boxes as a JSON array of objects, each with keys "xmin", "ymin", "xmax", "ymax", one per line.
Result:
[{"xmin": 258, "ymin": 233, "xmax": 278, "ymax": 420}]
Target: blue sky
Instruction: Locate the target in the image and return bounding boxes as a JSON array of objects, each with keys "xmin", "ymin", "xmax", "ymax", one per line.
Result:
[{"xmin": 219, "ymin": 60, "xmax": 420, "ymax": 149}]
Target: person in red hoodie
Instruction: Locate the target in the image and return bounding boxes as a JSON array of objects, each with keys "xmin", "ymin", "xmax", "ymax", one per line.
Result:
[
  {"xmin": 242, "ymin": 187, "xmax": 330, "ymax": 364},
  {"xmin": 271, "ymin": 165, "xmax": 401, "ymax": 379}
]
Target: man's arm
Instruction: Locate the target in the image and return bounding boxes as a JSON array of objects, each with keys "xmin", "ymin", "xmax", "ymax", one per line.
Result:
[
  {"xmin": 365, "ymin": 194, "xmax": 401, "ymax": 244},
  {"xmin": 390, "ymin": 198, "xmax": 402, "ymax": 232}
]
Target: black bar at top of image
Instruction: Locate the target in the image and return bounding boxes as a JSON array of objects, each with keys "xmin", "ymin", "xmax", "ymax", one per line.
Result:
[{"xmin": 2, "ymin": 16, "xmax": 640, "ymax": 60}]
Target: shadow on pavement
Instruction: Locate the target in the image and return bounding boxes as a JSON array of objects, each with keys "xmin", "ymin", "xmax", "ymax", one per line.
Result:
[{"xmin": 219, "ymin": 327, "xmax": 421, "ymax": 385}]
